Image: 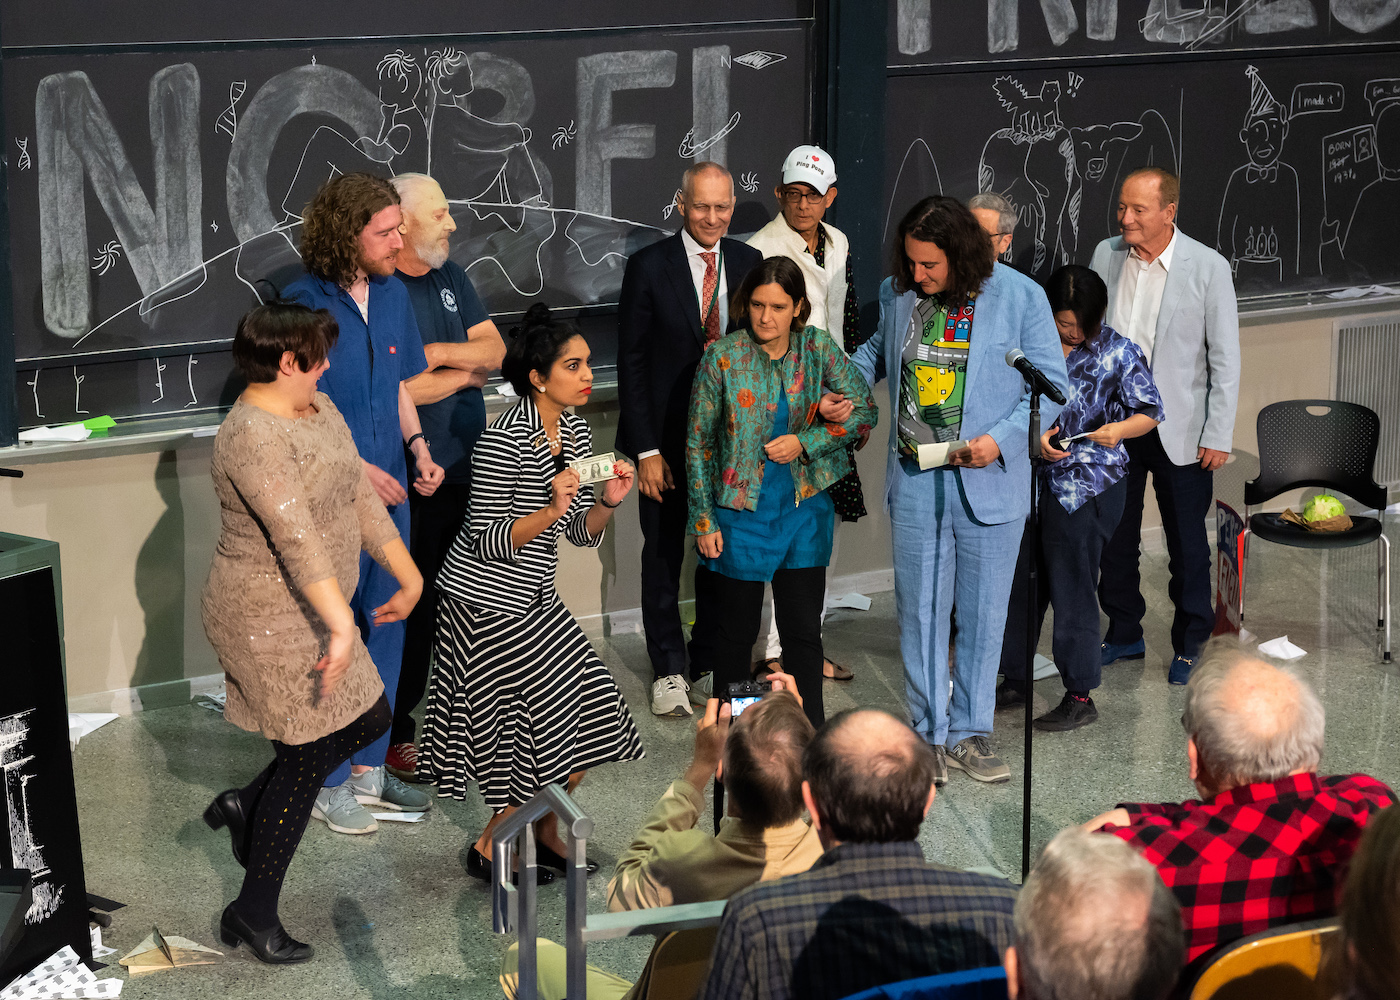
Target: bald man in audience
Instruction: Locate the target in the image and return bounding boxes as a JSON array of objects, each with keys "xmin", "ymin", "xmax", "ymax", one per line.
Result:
[
  {"xmin": 1085, "ymin": 637, "xmax": 1396, "ymax": 964},
  {"xmin": 1007, "ymin": 828, "xmax": 1183, "ymax": 1000},
  {"xmin": 701, "ymin": 709, "xmax": 1017, "ymax": 1000}
]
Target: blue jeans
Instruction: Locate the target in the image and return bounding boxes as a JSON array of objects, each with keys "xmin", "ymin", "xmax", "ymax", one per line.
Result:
[
  {"xmin": 324, "ymin": 499, "xmax": 410, "ymax": 787},
  {"xmin": 890, "ymin": 461, "xmax": 1024, "ymax": 747}
]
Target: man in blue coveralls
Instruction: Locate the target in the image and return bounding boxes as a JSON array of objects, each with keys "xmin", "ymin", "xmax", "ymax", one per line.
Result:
[{"xmin": 285, "ymin": 172, "xmax": 444, "ymax": 835}]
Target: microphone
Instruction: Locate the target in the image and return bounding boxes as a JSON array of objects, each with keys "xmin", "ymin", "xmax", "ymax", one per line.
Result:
[{"xmin": 1005, "ymin": 349, "xmax": 1066, "ymax": 405}]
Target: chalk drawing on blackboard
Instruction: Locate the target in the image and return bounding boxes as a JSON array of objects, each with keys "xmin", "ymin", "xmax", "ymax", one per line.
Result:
[
  {"xmin": 185, "ymin": 357, "xmax": 200, "ymax": 407},
  {"xmin": 679, "ymin": 112, "xmax": 741, "ymax": 159},
  {"xmin": 72, "ymin": 369, "xmax": 87, "ymax": 415},
  {"xmin": 884, "ymin": 139, "xmax": 944, "ymax": 247},
  {"xmin": 662, "ymin": 189, "xmax": 682, "ymax": 221},
  {"xmin": 978, "ymin": 76, "xmax": 1080, "ymax": 280},
  {"xmin": 210, "ymin": 220, "xmax": 218, "ymax": 233},
  {"xmin": 740, "ymin": 171, "xmax": 760, "ymax": 193},
  {"xmin": 1, "ymin": 710, "xmax": 62, "ymax": 923},
  {"xmin": 27, "ymin": 373, "xmax": 42, "ymax": 421},
  {"xmin": 733, "ymin": 50, "xmax": 786, "ymax": 70},
  {"xmin": 91, "ymin": 241, "xmax": 122, "ymax": 276},
  {"xmin": 1184, "ymin": 0, "xmax": 1317, "ymax": 51},
  {"xmin": 1336, "ymin": 82, "xmax": 1400, "ymax": 276},
  {"xmin": 552, "ymin": 121, "xmax": 576, "ymax": 149},
  {"xmin": 1141, "ymin": 0, "xmax": 1224, "ymax": 47},
  {"xmin": 1217, "ymin": 66, "xmax": 1301, "ymax": 283},
  {"xmin": 215, "ymin": 81, "xmax": 247, "ymax": 142},
  {"xmin": 153, "ymin": 359, "xmax": 167, "ymax": 404},
  {"xmin": 15, "ymin": 137, "xmax": 31, "ymax": 171}
]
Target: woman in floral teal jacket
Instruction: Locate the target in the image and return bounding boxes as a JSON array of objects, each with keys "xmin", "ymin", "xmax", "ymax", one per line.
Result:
[{"xmin": 686, "ymin": 256, "xmax": 876, "ymax": 726}]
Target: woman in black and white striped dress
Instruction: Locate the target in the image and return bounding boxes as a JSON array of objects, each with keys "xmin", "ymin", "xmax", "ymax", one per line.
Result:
[{"xmin": 420, "ymin": 303, "xmax": 643, "ymax": 881}]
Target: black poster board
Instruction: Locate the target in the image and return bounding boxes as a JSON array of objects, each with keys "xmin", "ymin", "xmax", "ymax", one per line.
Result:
[
  {"xmin": 0, "ymin": 25, "xmax": 811, "ymax": 430},
  {"xmin": 884, "ymin": 51, "xmax": 1400, "ymax": 297},
  {"xmin": 0, "ymin": 567, "xmax": 91, "ymax": 985}
]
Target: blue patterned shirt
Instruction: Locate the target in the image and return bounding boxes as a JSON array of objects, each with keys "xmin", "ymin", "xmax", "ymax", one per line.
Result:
[{"xmin": 1043, "ymin": 325, "xmax": 1164, "ymax": 513}]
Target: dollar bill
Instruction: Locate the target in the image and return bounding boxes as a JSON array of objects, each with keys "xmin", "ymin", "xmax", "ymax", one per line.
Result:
[{"xmin": 567, "ymin": 452, "xmax": 619, "ymax": 484}]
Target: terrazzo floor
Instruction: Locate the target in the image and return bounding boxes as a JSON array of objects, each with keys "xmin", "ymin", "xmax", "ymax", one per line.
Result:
[{"xmin": 69, "ymin": 526, "xmax": 1398, "ymax": 999}]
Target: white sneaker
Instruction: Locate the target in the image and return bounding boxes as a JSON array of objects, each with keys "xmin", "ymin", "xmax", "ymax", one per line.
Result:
[
  {"xmin": 651, "ymin": 675, "xmax": 693, "ymax": 717},
  {"xmin": 688, "ymin": 672, "xmax": 714, "ymax": 707}
]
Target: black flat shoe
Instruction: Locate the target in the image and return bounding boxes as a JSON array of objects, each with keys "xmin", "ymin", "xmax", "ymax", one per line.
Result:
[
  {"xmin": 203, "ymin": 790, "xmax": 250, "ymax": 868},
  {"xmin": 536, "ymin": 844, "xmax": 600, "ymax": 876},
  {"xmin": 465, "ymin": 846, "xmax": 555, "ymax": 885},
  {"xmin": 219, "ymin": 904, "xmax": 313, "ymax": 965}
]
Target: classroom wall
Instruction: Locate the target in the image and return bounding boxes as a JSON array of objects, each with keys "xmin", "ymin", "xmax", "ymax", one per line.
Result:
[{"xmin": 0, "ymin": 303, "xmax": 1389, "ymax": 711}]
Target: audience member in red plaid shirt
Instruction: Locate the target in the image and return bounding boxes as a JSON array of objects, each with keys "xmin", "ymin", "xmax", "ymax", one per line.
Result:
[{"xmin": 1082, "ymin": 638, "xmax": 1396, "ymax": 963}]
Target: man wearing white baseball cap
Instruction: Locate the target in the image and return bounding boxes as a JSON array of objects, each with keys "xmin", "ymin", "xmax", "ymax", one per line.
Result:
[{"xmin": 747, "ymin": 144, "xmax": 869, "ymax": 684}]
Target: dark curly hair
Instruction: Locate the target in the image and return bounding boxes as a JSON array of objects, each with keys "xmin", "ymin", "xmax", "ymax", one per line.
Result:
[
  {"xmin": 1046, "ymin": 264, "xmax": 1109, "ymax": 342},
  {"xmin": 731, "ymin": 256, "xmax": 812, "ymax": 332},
  {"xmin": 501, "ymin": 303, "xmax": 586, "ymax": 397},
  {"xmin": 890, "ymin": 195, "xmax": 996, "ymax": 304},
  {"xmin": 299, "ymin": 173, "xmax": 399, "ymax": 287},
  {"xmin": 232, "ymin": 302, "xmax": 339, "ymax": 383}
]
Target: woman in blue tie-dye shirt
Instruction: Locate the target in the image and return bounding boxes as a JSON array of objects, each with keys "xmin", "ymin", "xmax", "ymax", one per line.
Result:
[{"xmin": 997, "ymin": 265, "xmax": 1164, "ymax": 731}]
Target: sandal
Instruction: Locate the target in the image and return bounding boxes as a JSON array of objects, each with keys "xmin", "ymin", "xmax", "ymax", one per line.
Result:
[
  {"xmin": 751, "ymin": 658, "xmax": 781, "ymax": 679},
  {"xmin": 823, "ymin": 659, "xmax": 854, "ymax": 681}
]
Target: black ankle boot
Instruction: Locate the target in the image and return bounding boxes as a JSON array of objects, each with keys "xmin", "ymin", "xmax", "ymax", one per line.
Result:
[
  {"xmin": 203, "ymin": 790, "xmax": 250, "ymax": 868},
  {"xmin": 219, "ymin": 904, "xmax": 314, "ymax": 964},
  {"xmin": 465, "ymin": 846, "xmax": 555, "ymax": 885},
  {"xmin": 536, "ymin": 844, "xmax": 600, "ymax": 876}
]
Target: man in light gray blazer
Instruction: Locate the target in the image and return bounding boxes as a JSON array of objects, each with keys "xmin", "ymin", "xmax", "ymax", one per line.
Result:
[{"xmin": 1091, "ymin": 167, "xmax": 1240, "ymax": 686}]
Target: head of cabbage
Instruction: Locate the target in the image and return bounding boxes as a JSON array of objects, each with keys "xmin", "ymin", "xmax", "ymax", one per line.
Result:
[{"xmin": 1303, "ymin": 494, "xmax": 1346, "ymax": 522}]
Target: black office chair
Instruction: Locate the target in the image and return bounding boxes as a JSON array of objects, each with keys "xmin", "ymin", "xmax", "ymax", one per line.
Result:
[{"xmin": 1241, "ymin": 399, "xmax": 1390, "ymax": 662}]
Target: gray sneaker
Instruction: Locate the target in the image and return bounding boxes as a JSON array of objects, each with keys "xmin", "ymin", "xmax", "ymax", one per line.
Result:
[
  {"xmin": 312, "ymin": 784, "xmax": 378, "ymax": 834},
  {"xmin": 947, "ymin": 736, "xmax": 1011, "ymax": 784},
  {"xmin": 932, "ymin": 745, "xmax": 948, "ymax": 787},
  {"xmin": 688, "ymin": 672, "xmax": 714, "ymax": 707},
  {"xmin": 346, "ymin": 766, "xmax": 432, "ymax": 812}
]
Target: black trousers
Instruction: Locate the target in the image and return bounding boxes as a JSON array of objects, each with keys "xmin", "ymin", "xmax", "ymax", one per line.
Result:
[
  {"xmin": 707, "ymin": 567, "xmax": 826, "ymax": 730},
  {"xmin": 637, "ymin": 455, "xmax": 714, "ymax": 679},
  {"xmin": 393, "ymin": 483, "xmax": 471, "ymax": 745},
  {"xmin": 1001, "ymin": 477, "xmax": 1127, "ymax": 694},
  {"xmin": 1098, "ymin": 430, "xmax": 1215, "ymax": 659}
]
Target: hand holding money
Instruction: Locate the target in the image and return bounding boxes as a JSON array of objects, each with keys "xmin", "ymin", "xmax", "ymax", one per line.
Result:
[
  {"xmin": 568, "ymin": 451, "xmax": 622, "ymax": 484},
  {"xmin": 599, "ymin": 458, "xmax": 636, "ymax": 508}
]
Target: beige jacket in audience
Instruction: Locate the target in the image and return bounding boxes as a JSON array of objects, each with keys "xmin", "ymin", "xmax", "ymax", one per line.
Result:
[{"xmin": 607, "ymin": 778, "xmax": 824, "ymax": 912}]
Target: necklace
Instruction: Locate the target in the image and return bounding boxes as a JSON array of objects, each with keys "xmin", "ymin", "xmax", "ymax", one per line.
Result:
[{"xmin": 543, "ymin": 423, "xmax": 562, "ymax": 451}]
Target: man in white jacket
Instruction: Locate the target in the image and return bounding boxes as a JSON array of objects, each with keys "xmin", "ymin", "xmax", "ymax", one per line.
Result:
[{"xmin": 747, "ymin": 145, "xmax": 867, "ymax": 682}]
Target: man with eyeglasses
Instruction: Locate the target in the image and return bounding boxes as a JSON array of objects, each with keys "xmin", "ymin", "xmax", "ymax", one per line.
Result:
[
  {"xmin": 969, "ymin": 192, "xmax": 1017, "ymax": 265},
  {"xmin": 746, "ymin": 145, "xmax": 870, "ymax": 684}
]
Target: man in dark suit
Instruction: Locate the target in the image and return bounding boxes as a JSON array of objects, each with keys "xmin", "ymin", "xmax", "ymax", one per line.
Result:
[{"xmin": 617, "ymin": 161, "xmax": 763, "ymax": 718}]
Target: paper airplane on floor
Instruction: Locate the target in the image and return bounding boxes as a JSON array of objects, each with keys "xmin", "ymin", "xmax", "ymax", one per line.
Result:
[{"xmin": 119, "ymin": 927, "xmax": 222, "ymax": 976}]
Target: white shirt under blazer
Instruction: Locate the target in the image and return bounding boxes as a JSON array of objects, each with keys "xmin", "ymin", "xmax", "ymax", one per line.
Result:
[
  {"xmin": 746, "ymin": 215, "xmax": 849, "ymax": 338},
  {"xmin": 1091, "ymin": 228, "xmax": 1241, "ymax": 468},
  {"xmin": 435, "ymin": 397, "xmax": 603, "ymax": 618}
]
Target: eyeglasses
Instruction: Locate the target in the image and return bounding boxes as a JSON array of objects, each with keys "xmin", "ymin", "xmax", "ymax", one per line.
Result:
[{"xmin": 778, "ymin": 187, "xmax": 826, "ymax": 207}]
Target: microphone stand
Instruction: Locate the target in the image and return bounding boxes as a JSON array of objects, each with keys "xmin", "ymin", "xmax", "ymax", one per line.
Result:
[{"xmin": 1021, "ymin": 388, "xmax": 1040, "ymax": 881}]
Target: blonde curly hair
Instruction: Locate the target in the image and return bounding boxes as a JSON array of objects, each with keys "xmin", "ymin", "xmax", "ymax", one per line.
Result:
[{"xmin": 299, "ymin": 173, "xmax": 400, "ymax": 287}]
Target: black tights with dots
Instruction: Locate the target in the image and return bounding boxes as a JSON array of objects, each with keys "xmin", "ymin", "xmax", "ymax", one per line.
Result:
[{"xmin": 232, "ymin": 695, "xmax": 391, "ymax": 929}]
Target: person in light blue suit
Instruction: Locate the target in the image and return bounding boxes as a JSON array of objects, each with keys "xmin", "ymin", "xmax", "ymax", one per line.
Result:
[{"xmin": 851, "ymin": 196, "xmax": 1068, "ymax": 786}]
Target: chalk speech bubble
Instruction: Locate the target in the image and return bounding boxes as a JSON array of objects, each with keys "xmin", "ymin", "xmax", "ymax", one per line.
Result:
[
  {"xmin": 1291, "ymin": 82, "xmax": 1345, "ymax": 118},
  {"xmin": 1365, "ymin": 78, "xmax": 1400, "ymax": 116}
]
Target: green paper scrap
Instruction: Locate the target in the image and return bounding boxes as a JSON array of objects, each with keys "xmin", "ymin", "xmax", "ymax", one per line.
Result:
[{"xmin": 82, "ymin": 415, "xmax": 116, "ymax": 430}]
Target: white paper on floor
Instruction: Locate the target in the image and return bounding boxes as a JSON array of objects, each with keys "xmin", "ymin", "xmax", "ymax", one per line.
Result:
[
  {"xmin": 1239, "ymin": 628, "xmax": 1256, "ymax": 645},
  {"xmin": 89, "ymin": 927, "xmax": 116, "ymax": 959},
  {"xmin": 1032, "ymin": 654, "xmax": 1059, "ymax": 681},
  {"xmin": 0, "ymin": 945, "xmax": 122, "ymax": 999},
  {"xmin": 1258, "ymin": 635, "xmax": 1307, "ymax": 659},
  {"xmin": 67, "ymin": 714, "xmax": 119, "ymax": 747},
  {"xmin": 371, "ymin": 812, "xmax": 426, "ymax": 823},
  {"xmin": 826, "ymin": 592, "xmax": 872, "ymax": 611},
  {"xmin": 193, "ymin": 689, "xmax": 227, "ymax": 714}
]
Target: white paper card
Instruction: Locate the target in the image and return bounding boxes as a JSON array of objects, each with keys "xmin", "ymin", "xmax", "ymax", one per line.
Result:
[
  {"xmin": 18, "ymin": 424, "xmax": 90, "ymax": 443},
  {"xmin": 1258, "ymin": 635, "xmax": 1307, "ymax": 660},
  {"xmin": 826, "ymin": 593, "xmax": 872, "ymax": 611},
  {"xmin": 371, "ymin": 812, "xmax": 426, "ymax": 822},
  {"xmin": 915, "ymin": 440, "xmax": 967, "ymax": 470}
]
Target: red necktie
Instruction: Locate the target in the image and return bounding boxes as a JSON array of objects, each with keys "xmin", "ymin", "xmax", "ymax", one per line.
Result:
[{"xmin": 700, "ymin": 251, "xmax": 721, "ymax": 345}]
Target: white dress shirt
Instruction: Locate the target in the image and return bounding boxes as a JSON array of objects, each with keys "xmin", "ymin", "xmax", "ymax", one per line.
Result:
[
  {"xmin": 1111, "ymin": 226, "xmax": 1178, "ymax": 364},
  {"xmin": 639, "ymin": 229, "xmax": 729, "ymax": 463}
]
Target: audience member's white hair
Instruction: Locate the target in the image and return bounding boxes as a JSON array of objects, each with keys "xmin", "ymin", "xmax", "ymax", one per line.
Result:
[
  {"xmin": 968, "ymin": 191, "xmax": 1017, "ymax": 235},
  {"xmin": 1015, "ymin": 828, "xmax": 1183, "ymax": 1000},
  {"xmin": 1182, "ymin": 637, "xmax": 1325, "ymax": 788}
]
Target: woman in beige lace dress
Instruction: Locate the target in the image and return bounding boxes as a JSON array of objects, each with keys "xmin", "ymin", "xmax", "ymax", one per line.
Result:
[{"xmin": 200, "ymin": 303, "xmax": 423, "ymax": 965}]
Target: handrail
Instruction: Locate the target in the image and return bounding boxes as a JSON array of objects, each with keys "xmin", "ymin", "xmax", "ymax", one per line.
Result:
[{"xmin": 491, "ymin": 785, "xmax": 725, "ymax": 1000}]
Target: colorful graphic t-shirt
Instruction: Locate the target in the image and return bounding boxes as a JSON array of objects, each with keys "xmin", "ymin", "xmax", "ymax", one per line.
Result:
[{"xmin": 897, "ymin": 293, "xmax": 975, "ymax": 455}]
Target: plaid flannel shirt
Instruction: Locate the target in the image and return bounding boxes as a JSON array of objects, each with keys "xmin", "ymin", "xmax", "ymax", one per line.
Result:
[
  {"xmin": 1105, "ymin": 772, "xmax": 1395, "ymax": 961},
  {"xmin": 699, "ymin": 841, "xmax": 1017, "ymax": 1000}
]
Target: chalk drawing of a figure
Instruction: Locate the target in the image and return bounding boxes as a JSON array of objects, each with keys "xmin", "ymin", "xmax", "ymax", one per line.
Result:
[
  {"xmin": 1342, "ymin": 100, "xmax": 1400, "ymax": 277},
  {"xmin": 977, "ymin": 77, "xmax": 1080, "ymax": 282},
  {"xmin": 1217, "ymin": 66, "xmax": 1300, "ymax": 284},
  {"xmin": 356, "ymin": 49, "xmax": 428, "ymax": 163},
  {"xmin": 0, "ymin": 710, "xmax": 62, "ymax": 924}
]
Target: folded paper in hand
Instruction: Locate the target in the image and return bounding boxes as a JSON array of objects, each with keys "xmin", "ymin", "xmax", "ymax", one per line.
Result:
[
  {"xmin": 916, "ymin": 441, "xmax": 968, "ymax": 470},
  {"xmin": 119, "ymin": 927, "xmax": 222, "ymax": 976}
]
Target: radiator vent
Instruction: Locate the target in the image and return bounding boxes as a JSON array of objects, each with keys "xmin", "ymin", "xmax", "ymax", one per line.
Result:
[{"xmin": 1333, "ymin": 310, "xmax": 1400, "ymax": 489}]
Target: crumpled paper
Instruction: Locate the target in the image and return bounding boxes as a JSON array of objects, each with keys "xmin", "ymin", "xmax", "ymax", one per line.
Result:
[{"xmin": 0, "ymin": 945, "xmax": 121, "ymax": 999}]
